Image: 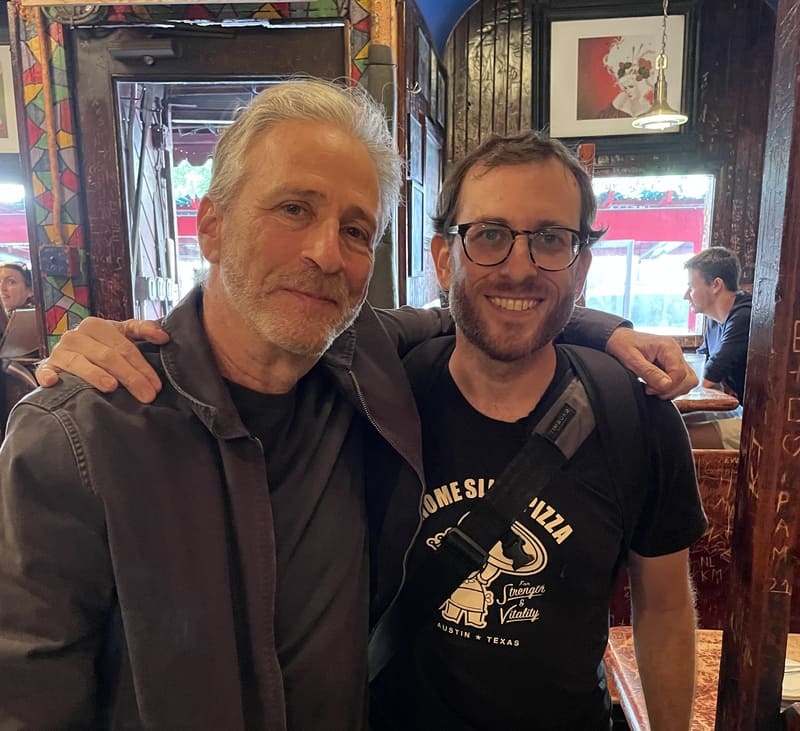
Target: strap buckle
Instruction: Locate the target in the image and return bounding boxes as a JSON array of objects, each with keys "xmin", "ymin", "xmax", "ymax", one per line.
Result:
[{"xmin": 439, "ymin": 526, "xmax": 488, "ymax": 571}]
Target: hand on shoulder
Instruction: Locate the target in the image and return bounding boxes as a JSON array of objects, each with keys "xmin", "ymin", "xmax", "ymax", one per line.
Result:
[
  {"xmin": 35, "ymin": 317, "xmax": 169, "ymax": 403},
  {"xmin": 606, "ymin": 328, "xmax": 697, "ymax": 400}
]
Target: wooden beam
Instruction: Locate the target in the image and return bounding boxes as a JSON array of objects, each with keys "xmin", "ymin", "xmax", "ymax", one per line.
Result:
[
  {"xmin": 370, "ymin": 0, "xmax": 395, "ymax": 50},
  {"xmin": 716, "ymin": 0, "xmax": 800, "ymax": 728}
]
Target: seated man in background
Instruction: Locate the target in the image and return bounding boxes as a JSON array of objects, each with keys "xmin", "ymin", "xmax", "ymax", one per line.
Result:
[
  {"xmin": 1, "ymin": 79, "xmax": 694, "ymax": 729},
  {"xmin": 683, "ymin": 246, "xmax": 751, "ymax": 449}
]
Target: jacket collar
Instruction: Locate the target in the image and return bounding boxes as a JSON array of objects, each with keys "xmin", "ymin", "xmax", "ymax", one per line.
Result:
[
  {"xmin": 323, "ymin": 303, "xmax": 424, "ymax": 481},
  {"xmin": 158, "ymin": 288, "xmax": 423, "ymax": 479},
  {"xmin": 159, "ymin": 287, "xmax": 251, "ymax": 440}
]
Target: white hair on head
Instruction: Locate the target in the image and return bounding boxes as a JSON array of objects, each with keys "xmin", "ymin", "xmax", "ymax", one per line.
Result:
[{"xmin": 207, "ymin": 76, "xmax": 402, "ymax": 237}]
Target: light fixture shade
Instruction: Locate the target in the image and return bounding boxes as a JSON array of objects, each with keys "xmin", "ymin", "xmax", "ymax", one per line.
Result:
[{"xmin": 632, "ymin": 68, "xmax": 688, "ymax": 130}]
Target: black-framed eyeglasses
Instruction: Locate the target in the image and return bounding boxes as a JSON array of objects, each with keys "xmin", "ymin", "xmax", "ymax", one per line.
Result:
[{"xmin": 447, "ymin": 221, "xmax": 584, "ymax": 271}]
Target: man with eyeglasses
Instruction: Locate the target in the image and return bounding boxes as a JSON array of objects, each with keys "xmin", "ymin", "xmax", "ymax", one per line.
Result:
[{"xmin": 370, "ymin": 131, "xmax": 706, "ymax": 731}]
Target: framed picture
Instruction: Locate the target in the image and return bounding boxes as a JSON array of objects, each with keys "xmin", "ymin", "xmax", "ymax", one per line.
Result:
[
  {"xmin": 436, "ymin": 68, "xmax": 447, "ymax": 129},
  {"xmin": 408, "ymin": 181, "xmax": 424, "ymax": 277},
  {"xmin": 407, "ymin": 114, "xmax": 423, "ymax": 183},
  {"xmin": 428, "ymin": 53, "xmax": 438, "ymax": 119},
  {"xmin": 417, "ymin": 29, "xmax": 431, "ymax": 102},
  {"xmin": 548, "ymin": 14, "xmax": 686, "ymax": 138},
  {"xmin": 0, "ymin": 46, "xmax": 20, "ymax": 154},
  {"xmin": 423, "ymin": 127, "xmax": 441, "ymax": 247}
]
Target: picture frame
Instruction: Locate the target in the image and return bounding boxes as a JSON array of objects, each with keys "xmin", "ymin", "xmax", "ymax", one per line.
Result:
[
  {"xmin": 0, "ymin": 46, "xmax": 20, "ymax": 154},
  {"xmin": 407, "ymin": 114, "xmax": 423, "ymax": 183},
  {"xmin": 428, "ymin": 53, "xmax": 438, "ymax": 120},
  {"xmin": 417, "ymin": 29, "xmax": 431, "ymax": 102},
  {"xmin": 408, "ymin": 180, "xmax": 424, "ymax": 277},
  {"xmin": 548, "ymin": 14, "xmax": 686, "ymax": 138},
  {"xmin": 436, "ymin": 68, "xmax": 447, "ymax": 129},
  {"xmin": 423, "ymin": 127, "xmax": 440, "ymax": 247}
]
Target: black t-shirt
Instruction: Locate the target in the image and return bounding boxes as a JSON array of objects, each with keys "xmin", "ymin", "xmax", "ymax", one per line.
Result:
[
  {"xmin": 227, "ymin": 366, "xmax": 369, "ymax": 731},
  {"xmin": 372, "ymin": 345, "xmax": 706, "ymax": 731}
]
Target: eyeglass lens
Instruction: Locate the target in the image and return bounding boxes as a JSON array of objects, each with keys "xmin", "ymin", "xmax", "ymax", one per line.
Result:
[{"xmin": 463, "ymin": 223, "xmax": 578, "ymax": 269}]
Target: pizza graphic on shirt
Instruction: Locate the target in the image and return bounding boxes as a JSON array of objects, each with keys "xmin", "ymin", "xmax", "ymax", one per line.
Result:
[{"xmin": 426, "ymin": 514, "xmax": 547, "ymax": 629}]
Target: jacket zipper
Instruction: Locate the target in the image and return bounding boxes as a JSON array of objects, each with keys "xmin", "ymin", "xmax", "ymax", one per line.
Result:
[{"xmin": 347, "ymin": 369, "xmax": 428, "ymax": 639}]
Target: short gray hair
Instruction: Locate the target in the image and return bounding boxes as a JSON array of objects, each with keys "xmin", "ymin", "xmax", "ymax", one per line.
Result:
[{"xmin": 207, "ymin": 77, "xmax": 401, "ymax": 237}]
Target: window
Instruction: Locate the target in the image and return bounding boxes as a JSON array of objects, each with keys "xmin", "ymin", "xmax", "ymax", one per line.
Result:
[
  {"xmin": 173, "ymin": 158, "xmax": 213, "ymax": 299},
  {"xmin": 585, "ymin": 174, "xmax": 715, "ymax": 335}
]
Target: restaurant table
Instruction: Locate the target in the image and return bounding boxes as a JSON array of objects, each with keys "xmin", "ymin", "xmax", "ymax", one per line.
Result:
[
  {"xmin": 672, "ymin": 387, "xmax": 740, "ymax": 414},
  {"xmin": 604, "ymin": 626, "xmax": 800, "ymax": 731}
]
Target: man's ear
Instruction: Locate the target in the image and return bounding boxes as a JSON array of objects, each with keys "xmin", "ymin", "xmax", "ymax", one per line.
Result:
[
  {"xmin": 431, "ymin": 233, "xmax": 453, "ymax": 291},
  {"xmin": 197, "ymin": 196, "xmax": 222, "ymax": 264}
]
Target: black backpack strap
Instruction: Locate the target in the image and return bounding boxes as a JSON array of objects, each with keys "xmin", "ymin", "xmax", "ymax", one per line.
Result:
[
  {"xmin": 559, "ymin": 344, "xmax": 647, "ymax": 553},
  {"xmin": 368, "ymin": 367, "xmax": 597, "ymax": 682}
]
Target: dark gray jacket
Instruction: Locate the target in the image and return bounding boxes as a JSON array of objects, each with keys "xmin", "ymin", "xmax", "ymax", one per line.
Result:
[
  {"xmin": 0, "ymin": 288, "xmax": 622, "ymax": 730},
  {"xmin": 0, "ymin": 289, "xmax": 450, "ymax": 731}
]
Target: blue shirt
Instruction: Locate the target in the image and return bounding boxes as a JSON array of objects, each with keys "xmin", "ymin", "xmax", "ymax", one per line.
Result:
[{"xmin": 697, "ymin": 290, "xmax": 751, "ymax": 403}]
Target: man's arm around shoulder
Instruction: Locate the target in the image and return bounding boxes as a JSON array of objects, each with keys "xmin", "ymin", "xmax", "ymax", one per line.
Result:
[
  {"xmin": 378, "ymin": 304, "xmax": 627, "ymax": 366},
  {"xmin": 375, "ymin": 305, "xmax": 454, "ymax": 357},
  {"xmin": 0, "ymin": 401, "xmax": 114, "ymax": 729},
  {"xmin": 376, "ymin": 304, "xmax": 630, "ymax": 361}
]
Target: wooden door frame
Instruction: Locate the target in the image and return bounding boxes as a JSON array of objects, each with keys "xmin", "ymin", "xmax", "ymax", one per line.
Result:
[{"xmin": 70, "ymin": 23, "xmax": 348, "ymax": 320}]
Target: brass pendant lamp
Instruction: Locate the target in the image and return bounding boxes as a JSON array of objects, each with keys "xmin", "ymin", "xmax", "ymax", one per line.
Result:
[{"xmin": 632, "ymin": 0, "xmax": 688, "ymax": 131}]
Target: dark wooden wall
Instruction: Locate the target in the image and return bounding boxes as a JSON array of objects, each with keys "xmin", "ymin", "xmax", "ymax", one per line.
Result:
[
  {"xmin": 445, "ymin": 1, "xmax": 534, "ymax": 165},
  {"xmin": 441, "ymin": 0, "xmax": 775, "ymax": 285}
]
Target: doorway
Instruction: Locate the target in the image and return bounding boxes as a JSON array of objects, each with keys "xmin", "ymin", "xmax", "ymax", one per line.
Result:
[
  {"xmin": 115, "ymin": 80, "xmax": 277, "ymax": 319},
  {"xmin": 70, "ymin": 23, "xmax": 348, "ymax": 321}
]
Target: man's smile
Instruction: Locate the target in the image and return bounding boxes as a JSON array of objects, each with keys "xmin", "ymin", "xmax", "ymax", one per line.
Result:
[{"xmin": 487, "ymin": 295, "xmax": 542, "ymax": 312}]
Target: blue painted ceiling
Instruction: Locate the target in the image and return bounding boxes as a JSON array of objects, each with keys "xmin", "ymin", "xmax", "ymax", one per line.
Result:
[
  {"xmin": 415, "ymin": 0, "xmax": 778, "ymax": 58},
  {"xmin": 415, "ymin": 0, "xmax": 473, "ymax": 55}
]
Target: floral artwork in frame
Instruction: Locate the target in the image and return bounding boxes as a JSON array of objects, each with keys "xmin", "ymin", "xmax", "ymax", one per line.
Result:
[{"xmin": 549, "ymin": 14, "xmax": 685, "ymax": 138}]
